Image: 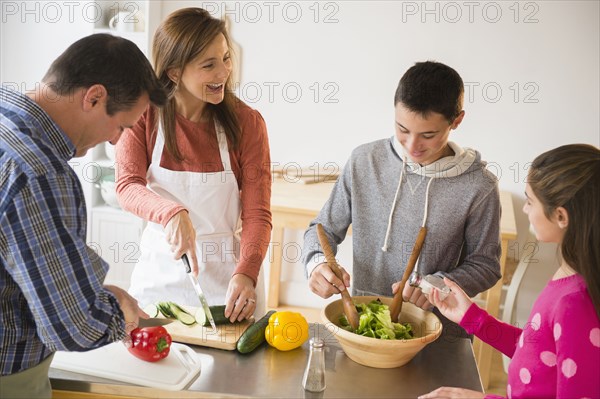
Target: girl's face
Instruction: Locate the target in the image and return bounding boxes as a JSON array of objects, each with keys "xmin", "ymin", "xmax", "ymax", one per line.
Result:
[
  {"xmin": 523, "ymin": 183, "xmax": 566, "ymax": 243},
  {"xmin": 174, "ymin": 33, "xmax": 232, "ymax": 107}
]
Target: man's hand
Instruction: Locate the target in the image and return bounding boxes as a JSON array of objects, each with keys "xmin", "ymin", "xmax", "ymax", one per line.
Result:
[{"xmin": 104, "ymin": 285, "xmax": 148, "ymax": 347}]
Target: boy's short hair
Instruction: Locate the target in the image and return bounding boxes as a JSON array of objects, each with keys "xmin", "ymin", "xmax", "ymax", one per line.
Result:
[
  {"xmin": 394, "ymin": 61, "xmax": 464, "ymax": 123},
  {"xmin": 43, "ymin": 34, "xmax": 167, "ymax": 115}
]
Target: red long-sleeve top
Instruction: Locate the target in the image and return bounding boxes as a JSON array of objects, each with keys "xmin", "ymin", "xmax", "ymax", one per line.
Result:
[{"xmin": 115, "ymin": 102, "xmax": 272, "ymax": 284}]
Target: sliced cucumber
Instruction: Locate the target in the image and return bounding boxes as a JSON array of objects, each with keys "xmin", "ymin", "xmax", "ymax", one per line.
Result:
[
  {"xmin": 157, "ymin": 302, "xmax": 175, "ymax": 318},
  {"xmin": 168, "ymin": 302, "xmax": 196, "ymax": 326},
  {"xmin": 143, "ymin": 303, "xmax": 159, "ymax": 318}
]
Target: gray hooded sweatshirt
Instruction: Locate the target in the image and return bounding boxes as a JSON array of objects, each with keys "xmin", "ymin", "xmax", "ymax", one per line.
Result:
[{"xmin": 303, "ymin": 138, "xmax": 502, "ymax": 298}]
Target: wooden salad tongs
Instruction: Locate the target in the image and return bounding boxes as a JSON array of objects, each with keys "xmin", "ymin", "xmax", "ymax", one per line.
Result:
[
  {"xmin": 316, "ymin": 223, "xmax": 360, "ymax": 330},
  {"xmin": 389, "ymin": 226, "xmax": 428, "ymax": 323}
]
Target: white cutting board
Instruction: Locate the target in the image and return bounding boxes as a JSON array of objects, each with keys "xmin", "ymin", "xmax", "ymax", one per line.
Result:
[{"xmin": 51, "ymin": 342, "xmax": 200, "ymax": 391}]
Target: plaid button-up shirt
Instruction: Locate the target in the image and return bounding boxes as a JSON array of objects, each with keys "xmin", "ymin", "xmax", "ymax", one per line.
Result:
[{"xmin": 0, "ymin": 87, "xmax": 125, "ymax": 375}]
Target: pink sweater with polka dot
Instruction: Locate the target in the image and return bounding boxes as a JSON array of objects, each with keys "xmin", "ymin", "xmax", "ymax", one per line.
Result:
[{"xmin": 460, "ymin": 274, "xmax": 600, "ymax": 399}]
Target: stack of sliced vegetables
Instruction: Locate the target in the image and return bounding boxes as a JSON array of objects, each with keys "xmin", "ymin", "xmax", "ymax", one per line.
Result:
[
  {"xmin": 144, "ymin": 301, "xmax": 231, "ymax": 327},
  {"xmin": 339, "ymin": 299, "xmax": 414, "ymax": 340}
]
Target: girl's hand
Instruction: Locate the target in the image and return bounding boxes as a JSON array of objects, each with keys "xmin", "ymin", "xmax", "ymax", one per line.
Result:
[
  {"xmin": 429, "ymin": 277, "xmax": 473, "ymax": 324},
  {"xmin": 224, "ymin": 274, "xmax": 257, "ymax": 322},
  {"xmin": 419, "ymin": 386, "xmax": 485, "ymax": 398},
  {"xmin": 164, "ymin": 210, "xmax": 199, "ymax": 276}
]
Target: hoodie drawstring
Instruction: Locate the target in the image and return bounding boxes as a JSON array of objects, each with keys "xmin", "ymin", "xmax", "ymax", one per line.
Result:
[
  {"xmin": 382, "ymin": 158, "xmax": 406, "ymax": 252},
  {"xmin": 421, "ymin": 176, "xmax": 435, "ymax": 227},
  {"xmin": 381, "ymin": 162, "xmax": 435, "ymax": 252}
]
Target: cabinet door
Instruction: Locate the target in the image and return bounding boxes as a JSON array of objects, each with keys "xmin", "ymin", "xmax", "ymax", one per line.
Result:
[{"xmin": 90, "ymin": 208, "xmax": 145, "ymax": 289}]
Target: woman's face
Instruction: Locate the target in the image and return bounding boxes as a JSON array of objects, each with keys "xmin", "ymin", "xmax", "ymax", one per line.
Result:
[
  {"xmin": 175, "ymin": 33, "xmax": 232, "ymax": 106},
  {"xmin": 523, "ymin": 183, "xmax": 565, "ymax": 243}
]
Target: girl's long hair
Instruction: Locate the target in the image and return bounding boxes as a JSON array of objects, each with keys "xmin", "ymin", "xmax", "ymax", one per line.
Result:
[{"xmin": 528, "ymin": 144, "xmax": 600, "ymax": 319}]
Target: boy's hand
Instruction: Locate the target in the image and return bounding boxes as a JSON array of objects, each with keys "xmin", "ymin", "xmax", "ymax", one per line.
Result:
[
  {"xmin": 308, "ymin": 263, "xmax": 351, "ymax": 299},
  {"xmin": 392, "ymin": 282, "xmax": 433, "ymax": 311}
]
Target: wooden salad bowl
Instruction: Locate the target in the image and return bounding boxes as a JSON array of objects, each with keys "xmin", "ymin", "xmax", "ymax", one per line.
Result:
[{"xmin": 321, "ymin": 296, "xmax": 442, "ymax": 368}]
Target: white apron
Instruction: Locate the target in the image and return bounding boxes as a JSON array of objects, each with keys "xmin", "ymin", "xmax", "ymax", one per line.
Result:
[{"xmin": 128, "ymin": 121, "xmax": 265, "ymax": 315}]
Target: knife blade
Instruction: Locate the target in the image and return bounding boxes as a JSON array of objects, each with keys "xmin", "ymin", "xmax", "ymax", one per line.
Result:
[
  {"xmin": 182, "ymin": 254, "xmax": 217, "ymax": 331},
  {"xmin": 137, "ymin": 317, "xmax": 174, "ymax": 328}
]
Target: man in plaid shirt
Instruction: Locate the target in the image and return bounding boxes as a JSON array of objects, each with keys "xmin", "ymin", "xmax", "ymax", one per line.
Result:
[{"xmin": 0, "ymin": 34, "xmax": 166, "ymax": 398}]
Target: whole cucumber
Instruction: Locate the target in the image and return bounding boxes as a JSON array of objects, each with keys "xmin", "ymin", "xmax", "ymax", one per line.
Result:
[{"xmin": 236, "ymin": 310, "xmax": 276, "ymax": 354}]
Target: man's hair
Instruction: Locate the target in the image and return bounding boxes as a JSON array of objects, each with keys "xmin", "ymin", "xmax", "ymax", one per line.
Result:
[
  {"xmin": 43, "ymin": 33, "xmax": 167, "ymax": 115},
  {"xmin": 394, "ymin": 61, "xmax": 464, "ymax": 123}
]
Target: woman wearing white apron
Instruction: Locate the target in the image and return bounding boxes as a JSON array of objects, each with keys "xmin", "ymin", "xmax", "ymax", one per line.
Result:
[{"xmin": 116, "ymin": 8, "xmax": 272, "ymax": 321}]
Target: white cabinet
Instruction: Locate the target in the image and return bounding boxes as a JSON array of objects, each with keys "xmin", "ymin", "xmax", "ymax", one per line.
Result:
[
  {"xmin": 91, "ymin": 207, "xmax": 145, "ymax": 288},
  {"xmin": 82, "ymin": 143, "xmax": 146, "ymax": 288},
  {"xmin": 91, "ymin": 0, "xmax": 162, "ymax": 57},
  {"xmin": 75, "ymin": 0, "xmax": 161, "ymax": 288}
]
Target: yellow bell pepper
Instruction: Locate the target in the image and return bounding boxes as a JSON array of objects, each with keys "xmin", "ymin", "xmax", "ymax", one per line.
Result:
[{"xmin": 265, "ymin": 311, "xmax": 309, "ymax": 351}]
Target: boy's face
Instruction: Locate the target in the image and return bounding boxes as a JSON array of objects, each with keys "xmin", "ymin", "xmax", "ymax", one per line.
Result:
[{"xmin": 394, "ymin": 103, "xmax": 464, "ymax": 166}]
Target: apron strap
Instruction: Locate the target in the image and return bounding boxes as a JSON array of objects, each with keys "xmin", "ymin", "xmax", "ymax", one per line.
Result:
[{"xmin": 151, "ymin": 118, "xmax": 232, "ymax": 173}]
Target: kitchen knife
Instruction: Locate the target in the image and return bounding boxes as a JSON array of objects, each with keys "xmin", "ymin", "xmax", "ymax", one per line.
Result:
[
  {"xmin": 182, "ymin": 254, "xmax": 217, "ymax": 331},
  {"xmin": 137, "ymin": 317, "xmax": 174, "ymax": 328}
]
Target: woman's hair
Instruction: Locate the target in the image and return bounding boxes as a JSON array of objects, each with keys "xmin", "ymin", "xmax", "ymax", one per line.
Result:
[
  {"xmin": 152, "ymin": 7, "xmax": 240, "ymax": 160},
  {"xmin": 528, "ymin": 144, "xmax": 600, "ymax": 318}
]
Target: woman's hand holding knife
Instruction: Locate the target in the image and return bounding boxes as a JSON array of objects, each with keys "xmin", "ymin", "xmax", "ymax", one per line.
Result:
[{"xmin": 165, "ymin": 210, "xmax": 199, "ymax": 276}]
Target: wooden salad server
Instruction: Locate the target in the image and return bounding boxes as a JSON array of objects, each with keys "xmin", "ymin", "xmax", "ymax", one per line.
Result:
[
  {"xmin": 316, "ymin": 223, "xmax": 360, "ymax": 330},
  {"xmin": 389, "ymin": 227, "xmax": 428, "ymax": 323}
]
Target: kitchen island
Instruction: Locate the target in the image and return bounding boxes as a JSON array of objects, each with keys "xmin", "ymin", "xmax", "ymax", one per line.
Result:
[{"xmin": 50, "ymin": 324, "xmax": 482, "ymax": 398}]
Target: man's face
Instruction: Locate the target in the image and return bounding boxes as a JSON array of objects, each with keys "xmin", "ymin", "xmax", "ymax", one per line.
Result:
[
  {"xmin": 75, "ymin": 93, "xmax": 149, "ymax": 157},
  {"xmin": 394, "ymin": 102, "xmax": 461, "ymax": 166}
]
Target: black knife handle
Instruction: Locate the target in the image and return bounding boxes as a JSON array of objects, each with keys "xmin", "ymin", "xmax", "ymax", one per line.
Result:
[{"xmin": 182, "ymin": 254, "xmax": 191, "ymax": 274}]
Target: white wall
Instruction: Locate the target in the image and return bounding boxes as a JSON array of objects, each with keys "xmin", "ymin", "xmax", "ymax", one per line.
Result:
[
  {"xmin": 0, "ymin": 0, "xmax": 92, "ymax": 87},
  {"xmin": 2, "ymin": 1, "xmax": 598, "ymax": 315},
  {"xmin": 162, "ymin": 1, "xmax": 599, "ymax": 250},
  {"xmin": 164, "ymin": 1, "xmax": 596, "ymax": 313}
]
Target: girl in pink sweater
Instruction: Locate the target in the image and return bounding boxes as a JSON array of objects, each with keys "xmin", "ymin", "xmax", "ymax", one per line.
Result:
[{"xmin": 421, "ymin": 144, "xmax": 600, "ymax": 399}]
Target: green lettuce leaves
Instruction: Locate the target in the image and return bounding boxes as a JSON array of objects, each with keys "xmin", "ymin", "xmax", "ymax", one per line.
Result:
[{"xmin": 339, "ymin": 299, "xmax": 413, "ymax": 340}]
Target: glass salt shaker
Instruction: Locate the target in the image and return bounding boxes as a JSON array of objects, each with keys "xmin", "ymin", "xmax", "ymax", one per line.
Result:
[
  {"xmin": 408, "ymin": 273, "xmax": 451, "ymax": 301},
  {"xmin": 302, "ymin": 338, "xmax": 326, "ymax": 392}
]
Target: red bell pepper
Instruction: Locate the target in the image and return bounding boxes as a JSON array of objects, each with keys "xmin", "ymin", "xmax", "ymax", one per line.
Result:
[{"xmin": 128, "ymin": 326, "xmax": 172, "ymax": 362}]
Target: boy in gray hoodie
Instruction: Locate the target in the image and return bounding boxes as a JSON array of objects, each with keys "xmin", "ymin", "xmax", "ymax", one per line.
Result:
[{"xmin": 303, "ymin": 61, "xmax": 501, "ymax": 335}]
